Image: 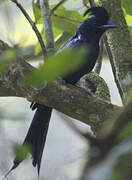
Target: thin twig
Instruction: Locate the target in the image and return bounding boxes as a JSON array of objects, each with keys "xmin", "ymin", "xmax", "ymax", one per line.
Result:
[
  {"xmin": 94, "ymin": 38, "xmax": 103, "ymax": 74},
  {"xmin": 103, "ymin": 35, "xmax": 125, "ymax": 104},
  {"xmin": 53, "ymin": 14, "xmax": 82, "ymax": 24},
  {"xmin": 105, "ymin": 99, "xmax": 132, "ymax": 149},
  {"xmin": 0, "ymin": 40, "xmax": 9, "ymax": 51},
  {"xmin": 40, "ymin": 0, "xmax": 55, "ymax": 52},
  {"xmin": 11, "ymin": 0, "xmax": 47, "ymax": 58},
  {"xmin": 89, "ymin": 0, "xmax": 96, "ymax": 7},
  {"xmin": 0, "ymin": 166, "xmax": 14, "ymax": 180},
  {"xmin": 83, "ymin": 0, "xmax": 89, "ymax": 8},
  {"xmin": 51, "ymin": 0, "xmax": 67, "ymax": 14}
]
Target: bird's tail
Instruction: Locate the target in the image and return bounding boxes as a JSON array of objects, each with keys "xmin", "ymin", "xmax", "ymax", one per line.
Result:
[{"xmin": 12, "ymin": 103, "xmax": 52, "ymax": 175}]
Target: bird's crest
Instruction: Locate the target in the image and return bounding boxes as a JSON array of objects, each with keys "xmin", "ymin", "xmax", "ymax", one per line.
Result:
[{"xmin": 83, "ymin": 7, "xmax": 109, "ymax": 25}]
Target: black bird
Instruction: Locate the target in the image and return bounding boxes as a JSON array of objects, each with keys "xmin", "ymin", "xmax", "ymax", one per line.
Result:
[{"xmin": 11, "ymin": 7, "xmax": 116, "ymax": 175}]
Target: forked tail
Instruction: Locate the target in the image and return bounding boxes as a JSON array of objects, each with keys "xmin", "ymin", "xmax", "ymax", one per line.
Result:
[{"xmin": 12, "ymin": 103, "xmax": 52, "ymax": 175}]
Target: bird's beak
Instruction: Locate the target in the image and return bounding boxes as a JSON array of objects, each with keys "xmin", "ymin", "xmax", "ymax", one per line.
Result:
[{"xmin": 99, "ymin": 23, "xmax": 117, "ymax": 29}]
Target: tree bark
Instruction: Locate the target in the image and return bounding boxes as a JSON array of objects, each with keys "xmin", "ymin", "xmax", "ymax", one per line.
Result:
[
  {"xmin": 40, "ymin": 0, "xmax": 55, "ymax": 52},
  {"xmin": 99, "ymin": 0, "xmax": 132, "ymax": 96},
  {"xmin": 0, "ymin": 40, "xmax": 121, "ymax": 134}
]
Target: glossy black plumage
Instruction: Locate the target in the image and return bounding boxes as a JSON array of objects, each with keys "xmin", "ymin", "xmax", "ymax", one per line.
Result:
[{"xmin": 12, "ymin": 7, "xmax": 116, "ymax": 175}]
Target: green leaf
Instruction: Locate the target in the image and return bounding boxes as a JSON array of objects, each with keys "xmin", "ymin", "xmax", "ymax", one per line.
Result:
[
  {"xmin": 21, "ymin": 47, "xmax": 89, "ymax": 86},
  {"xmin": 35, "ymin": 26, "xmax": 63, "ymax": 55},
  {"xmin": 128, "ymin": 26, "xmax": 132, "ymax": 40},
  {"xmin": 122, "ymin": 0, "xmax": 132, "ymax": 15},
  {"xmin": 54, "ymin": 26, "xmax": 63, "ymax": 39},
  {"xmin": 117, "ymin": 121, "xmax": 132, "ymax": 141},
  {"xmin": 32, "ymin": 3, "xmax": 83, "ymax": 54},
  {"xmin": 32, "ymin": 0, "xmax": 42, "ymax": 24},
  {"xmin": 53, "ymin": 6, "xmax": 83, "ymax": 21},
  {"xmin": 52, "ymin": 6, "xmax": 82, "ymax": 33},
  {"xmin": 125, "ymin": 12, "xmax": 132, "ymax": 40},
  {"xmin": 125, "ymin": 14, "xmax": 132, "ymax": 25},
  {"xmin": 83, "ymin": 0, "xmax": 89, "ymax": 5},
  {"xmin": 14, "ymin": 144, "xmax": 31, "ymax": 162},
  {"xmin": 55, "ymin": 31, "xmax": 72, "ymax": 50},
  {"xmin": 52, "ymin": 16, "xmax": 78, "ymax": 33},
  {"xmin": 113, "ymin": 150, "xmax": 132, "ymax": 180},
  {"xmin": 0, "ymin": 49, "xmax": 16, "ymax": 72}
]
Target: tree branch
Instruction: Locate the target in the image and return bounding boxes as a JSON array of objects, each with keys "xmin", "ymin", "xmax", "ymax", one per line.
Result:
[
  {"xmin": 82, "ymin": 0, "xmax": 89, "ymax": 8},
  {"xmin": 81, "ymin": 97, "xmax": 132, "ymax": 180},
  {"xmin": 106, "ymin": 99, "xmax": 132, "ymax": 146},
  {"xmin": 0, "ymin": 40, "xmax": 9, "ymax": 51},
  {"xmin": 0, "ymin": 50, "xmax": 121, "ymax": 134},
  {"xmin": 11, "ymin": 0, "xmax": 47, "ymax": 57},
  {"xmin": 89, "ymin": 0, "xmax": 125, "ymax": 104},
  {"xmin": 103, "ymin": 34, "xmax": 125, "ymax": 104},
  {"xmin": 99, "ymin": 0, "xmax": 132, "ymax": 97},
  {"xmin": 40, "ymin": 0, "xmax": 55, "ymax": 52},
  {"xmin": 0, "ymin": 38, "xmax": 121, "ymax": 134},
  {"xmin": 94, "ymin": 38, "xmax": 103, "ymax": 74},
  {"xmin": 89, "ymin": 0, "xmax": 96, "ymax": 7},
  {"xmin": 51, "ymin": 0, "xmax": 67, "ymax": 14}
]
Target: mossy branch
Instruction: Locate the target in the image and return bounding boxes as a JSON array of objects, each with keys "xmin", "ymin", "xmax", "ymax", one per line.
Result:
[
  {"xmin": 99, "ymin": 0, "xmax": 132, "ymax": 98},
  {"xmin": 0, "ymin": 40, "xmax": 121, "ymax": 134}
]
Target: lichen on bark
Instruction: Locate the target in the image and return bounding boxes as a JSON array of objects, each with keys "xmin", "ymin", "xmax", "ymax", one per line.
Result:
[{"xmin": 99, "ymin": 0, "xmax": 132, "ymax": 96}]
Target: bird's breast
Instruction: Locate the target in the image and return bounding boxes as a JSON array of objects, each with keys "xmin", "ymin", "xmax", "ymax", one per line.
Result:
[{"xmin": 64, "ymin": 45, "xmax": 99, "ymax": 85}]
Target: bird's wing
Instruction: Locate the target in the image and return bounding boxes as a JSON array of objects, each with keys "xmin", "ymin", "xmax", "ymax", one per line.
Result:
[{"xmin": 56, "ymin": 34, "xmax": 83, "ymax": 54}]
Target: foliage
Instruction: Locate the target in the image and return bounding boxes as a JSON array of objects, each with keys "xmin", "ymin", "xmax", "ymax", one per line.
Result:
[
  {"xmin": 32, "ymin": 0, "xmax": 132, "ymax": 55},
  {"xmin": 22, "ymin": 48, "xmax": 88, "ymax": 86},
  {"xmin": 0, "ymin": 49, "xmax": 16, "ymax": 72},
  {"xmin": 32, "ymin": 1, "xmax": 83, "ymax": 55},
  {"xmin": 122, "ymin": 0, "xmax": 132, "ymax": 15}
]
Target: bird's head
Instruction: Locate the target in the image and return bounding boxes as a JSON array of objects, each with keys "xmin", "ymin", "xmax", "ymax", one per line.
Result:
[{"xmin": 77, "ymin": 7, "xmax": 117, "ymax": 40}]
